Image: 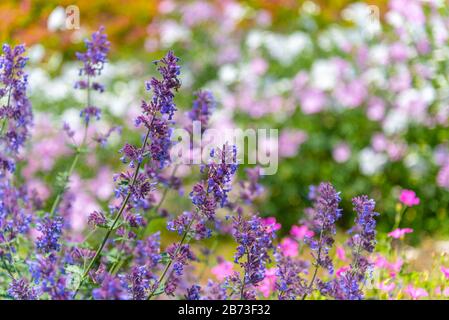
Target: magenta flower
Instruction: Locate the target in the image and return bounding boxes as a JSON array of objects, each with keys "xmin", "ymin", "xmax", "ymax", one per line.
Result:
[
  {"xmin": 336, "ymin": 246, "xmax": 347, "ymax": 261},
  {"xmin": 404, "ymin": 285, "xmax": 428, "ymax": 300},
  {"xmin": 335, "ymin": 266, "xmax": 350, "ymax": 278},
  {"xmin": 399, "ymin": 190, "xmax": 420, "ymax": 207},
  {"xmin": 387, "ymin": 228, "xmax": 413, "ymax": 239},
  {"xmin": 378, "ymin": 281, "xmax": 395, "ymax": 293},
  {"xmin": 257, "ymin": 268, "xmax": 277, "ymax": 298},
  {"xmin": 262, "ymin": 217, "xmax": 281, "ymax": 233},
  {"xmin": 279, "ymin": 238, "xmax": 299, "ymax": 257},
  {"xmin": 290, "ymin": 225, "xmax": 314, "ymax": 240},
  {"xmin": 211, "ymin": 260, "xmax": 234, "ymax": 281},
  {"xmin": 440, "ymin": 266, "xmax": 449, "ymax": 279}
]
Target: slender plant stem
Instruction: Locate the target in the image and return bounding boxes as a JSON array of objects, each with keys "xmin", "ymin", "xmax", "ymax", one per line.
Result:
[
  {"xmin": 147, "ymin": 218, "xmax": 194, "ymax": 300},
  {"xmin": 72, "ymin": 122, "xmax": 153, "ymax": 299},
  {"xmin": 137, "ymin": 164, "xmax": 179, "ymax": 239},
  {"xmin": 48, "ymin": 76, "xmax": 91, "ymax": 217},
  {"xmin": 301, "ymin": 229, "xmax": 324, "ymax": 300}
]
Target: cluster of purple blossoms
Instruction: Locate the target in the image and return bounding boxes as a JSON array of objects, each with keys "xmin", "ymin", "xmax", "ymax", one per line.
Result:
[
  {"xmin": 133, "ymin": 232, "xmax": 161, "ymax": 268},
  {"xmin": 239, "ymin": 167, "xmax": 264, "ymax": 203},
  {"xmin": 0, "ymin": 44, "xmax": 34, "ymax": 260},
  {"xmin": 92, "ymin": 274, "xmax": 128, "ymax": 300},
  {"xmin": 35, "ymin": 215, "xmax": 64, "ymax": 253},
  {"xmin": 275, "ymin": 253, "xmax": 309, "ymax": 300},
  {"xmin": 7, "ymin": 278, "xmax": 38, "ymax": 300},
  {"xmin": 75, "ymin": 26, "xmax": 110, "ymax": 126},
  {"xmin": 187, "ymin": 90, "xmax": 215, "ymax": 131},
  {"xmin": 190, "ymin": 144, "xmax": 238, "ymax": 220},
  {"xmin": 306, "ymin": 182, "xmax": 343, "ymax": 274},
  {"xmin": 28, "ymin": 253, "xmax": 72, "ymax": 299},
  {"xmin": 167, "ymin": 211, "xmax": 211, "ymax": 241},
  {"xmin": 185, "ymin": 284, "xmax": 202, "ymax": 300},
  {"xmin": 320, "ymin": 196, "xmax": 378, "ymax": 300},
  {"xmin": 134, "ymin": 51, "xmax": 181, "ymax": 169},
  {"xmin": 0, "ymin": 44, "xmax": 32, "ymax": 166},
  {"xmin": 231, "ymin": 211, "xmax": 275, "ymax": 296},
  {"xmin": 75, "ymin": 26, "xmax": 110, "ymax": 90}
]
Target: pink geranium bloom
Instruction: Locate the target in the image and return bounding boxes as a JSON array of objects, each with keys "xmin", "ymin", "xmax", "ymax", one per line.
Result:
[
  {"xmin": 280, "ymin": 238, "xmax": 299, "ymax": 257},
  {"xmin": 399, "ymin": 190, "xmax": 420, "ymax": 207},
  {"xmin": 379, "ymin": 281, "xmax": 395, "ymax": 293},
  {"xmin": 336, "ymin": 246, "xmax": 347, "ymax": 261},
  {"xmin": 336, "ymin": 266, "xmax": 350, "ymax": 277},
  {"xmin": 387, "ymin": 228, "xmax": 413, "ymax": 239},
  {"xmin": 290, "ymin": 225, "xmax": 314, "ymax": 240},
  {"xmin": 441, "ymin": 267, "xmax": 449, "ymax": 279},
  {"xmin": 262, "ymin": 217, "xmax": 281, "ymax": 233},
  {"xmin": 211, "ymin": 261, "xmax": 234, "ymax": 281},
  {"xmin": 404, "ymin": 285, "xmax": 428, "ymax": 300},
  {"xmin": 258, "ymin": 268, "xmax": 277, "ymax": 298},
  {"xmin": 373, "ymin": 255, "xmax": 403, "ymax": 277},
  {"xmin": 434, "ymin": 286, "xmax": 449, "ymax": 297}
]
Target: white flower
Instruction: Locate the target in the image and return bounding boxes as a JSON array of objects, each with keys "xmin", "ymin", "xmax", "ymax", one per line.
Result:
[
  {"xmin": 47, "ymin": 6, "xmax": 66, "ymax": 32},
  {"xmin": 359, "ymin": 148, "xmax": 387, "ymax": 176}
]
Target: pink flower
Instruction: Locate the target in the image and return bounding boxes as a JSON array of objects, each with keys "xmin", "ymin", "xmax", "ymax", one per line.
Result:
[
  {"xmin": 434, "ymin": 286, "xmax": 449, "ymax": 297},
  {"xmin": 404, "ymin": 285, "xmax": 428, "ymax": 300},
  {"xmin": 379, "ymin": 281, "xmax": 395, "ymax": 293},
  {"xmin": 279, "ymin": 130, "xmax": 308, "ymax": 158},
  {"xmin": 211, "ymin": 261, "xmax": 234, "ymax": 281},
  {"xmin": 399, "ymin": 190, "xmax": 420, "ymax": 207},
  {"xmin": 298, "ymin": 88, "xmax": 327, "ymax": 115},
  {"xmin": 258, "ymin": 268, "xmax": 277, "ymax": 298},
  {"xmin": 336, "ymin": 266, "xmax": 350, "ymax": 277},
  {"xmin": 262, "ymin": 217, "xmax": 281, "ymax": 233},
  {"xmin": 336, "ymin": 246, "xmax": 347, "ymax": 261},
  {"xmin": 441, "ymin": 266, "xmax": 449, "ymax": 279},
  {"xmin": 373, "ymin": 255, "xmax": 403, "ymax": 277},
  {"xmin": 280, "ymin": 238, "xmax": 299, "ymax": 257},
  {"xmin": 290, "ymin": 225, "xmax": 314, "ymax": 240},
  {"xmin": 387, "ymin": 228, "xmax": 413, "ymax": 239},
  {"xmin": 332, "ymin": 143, "xmax": 351, "ymax": 163}
]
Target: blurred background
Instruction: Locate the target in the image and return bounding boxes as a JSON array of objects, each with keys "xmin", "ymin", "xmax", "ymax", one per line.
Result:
[{"xmin": 2, "ymin": 0, "xmax": 449, "ymax": 242}]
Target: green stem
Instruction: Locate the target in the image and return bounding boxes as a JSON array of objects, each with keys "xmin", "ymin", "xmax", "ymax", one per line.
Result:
[
  {"xmin": 73, "ymin": 125, "xmax": 153, "ymax": 299},
  {"xmin": 147, "ymin": 218, "xmax": 194, "ymax": 300},
  {"xmin": 393, "ymin": 206, "xmax": 408, "ymax": 230},
  {"xmin": 302, "ymin": 229, "xmax": 324, "ymax": 300},
  {"xmin": 48, "ymin": 77, "xmax": 91, "ymax": 217}
]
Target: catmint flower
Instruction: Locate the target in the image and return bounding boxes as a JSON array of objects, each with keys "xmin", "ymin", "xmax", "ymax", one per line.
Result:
[
  {"xmin": 239, "ymin": 166, "xmax": 264, "ymax": 203},
  {"xmin": 75, "ymin": 26, "xmax": 110, "ymax": 80},
  {"xmin": 133, "ymin": 232, "xmax": 161, "ymax": 268},
  {"xmin": 0, "ymin": 181, "xmax": 33, "ymax": 249},
  {"xmin": 306, "ymin": 182, "xmax": 342, "ymax": 274},
  {"xmin": 0, "ymin": 44, "xmax": 32, "ymax": 166},
  {"xmin": 185, "ymin": 285, "xmax": 202, "ymax": 300},
  {"xmin": 348, "ymin": 196, "xmax": 379, "ymax": 253},
  {"xmin": 80, "ymin": 106, "xmax": 101, "ymax": 124},
  {"xmin": 35, "ymin": 215, "xmax": 64, "ymax": 253},
  {"xmin": 94, "ymin": 126, "xmax": 122, "ymax": 147},
  {"xmin": 120, "ymin": 143, "xmax": 143, "ymax": 168},
  {"xmin": 166, "ymin": 243, "xmax": 196, "ymax": 277},
  {"xmin": 190, "ymin": 144, "xmax": 238, "ymax": 220},
  {"xmin": 8, "ymin": 278, "xmax": 38, "ymax": 300},
  {"xmin": 232, "ymin": 211, "xmax": 275, "ymax": 289},
  {"xmin": 28, "ymin": 253, "xmax": 72, "ymax": 299},
  {"xmin": 92, "ymin": 274, "xmax": 128, "ymax": 300},
  {"xmin": 143, "ymin": 51, "xmax": 181, "ymax": 120},
  {"xmin": 275, "ymin": 253, "xmax": 309, "ymax": 300},
  {"xmin": 87, "ymin": 210, "xmax": 107, "ymax": 228},
  {"xmin": 62, "ymin": 122, "xmax": 75, "ymax": 139},
  {"xmin": 124, "ymin": 266, "xmax": 150, "ymax": 300},
  {"xmin": 167, "ymin": 211, "xmax": 211, "ymax": 240},
  {"xmin": 187, "ymin": 90, "xmax": 215, "ymax": 130}
]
